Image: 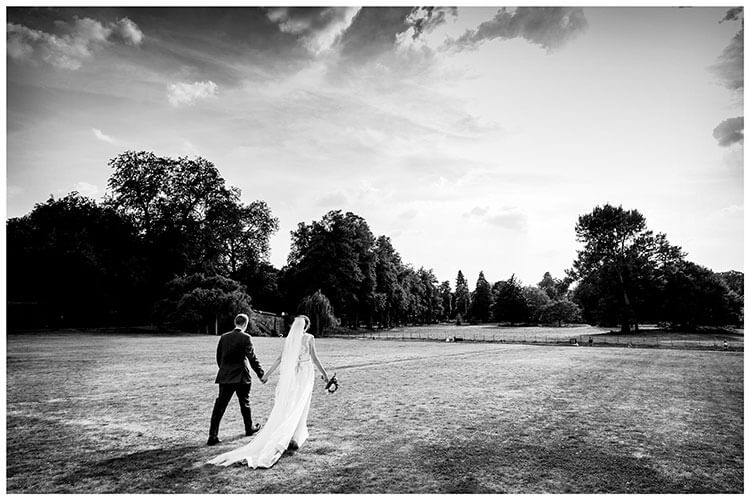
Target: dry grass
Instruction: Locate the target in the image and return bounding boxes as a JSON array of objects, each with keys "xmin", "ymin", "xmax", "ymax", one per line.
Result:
[{"xmin": 6, "ymin": 332, "xmax": 743, "ymax": 493}]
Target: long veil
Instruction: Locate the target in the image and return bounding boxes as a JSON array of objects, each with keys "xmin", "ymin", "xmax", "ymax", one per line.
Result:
[
  {"xmin": 274, "ymin": 316, "xmax": 305, "ymax": 404},
  {"xmin": 207, "ymin": 316, "xmax": 306, "ymax": 467}
]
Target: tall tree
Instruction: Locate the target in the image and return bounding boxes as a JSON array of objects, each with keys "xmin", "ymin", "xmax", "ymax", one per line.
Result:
[
  {"xmin": 373, "ymin": 235, "xmax": 403, "ymax": 328},
  {"xmin": 7, "ymin": 193, "xmax": 146, "ymax": 328},
  {"xmin": 454, "ymin": 270, "xmax": 470, "ymax": 320},
  {"xmin": 470, "ymin": 271, "xmax": 492, "ymax": 322},
  {"xmin": 283, "ymin": 210, "xmax": 376, "ymax": 328},
  {"xmin": 416, "ymin": 268, "xmax": 443, "ymax": 324},
  {"xmin": 492, "ymin": 275, "xmax": 529, "ymax": 325},
  {"xmin": 106, "ymin": 151, "xmax": 278, "ymax": 277},
  {"xmin": 537, "ymin": 272, "xmax": 572, "ymax": 300},
  {"xmin": 439, "ymin": 281, "xmax": 453, "ymax": 321},
  {"xmin": 569, "ymin": 204, "xmax": 669, "ymax": 333},
  {"xmin": 538, "ymin": 272, "xmax": 559, "ymax": 300}
]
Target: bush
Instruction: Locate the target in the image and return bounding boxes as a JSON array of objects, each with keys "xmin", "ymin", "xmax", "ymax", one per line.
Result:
[
  {"xmin": 539, "ymin": 299, "xmax": 582, "ymax": 327},
  {"xmin": 299, "ymin": 290, "xmax": 337, "ymax": 336},
  {"xmin": 156, "ymin": 273, "xmax": 255, "ymax": 334}
]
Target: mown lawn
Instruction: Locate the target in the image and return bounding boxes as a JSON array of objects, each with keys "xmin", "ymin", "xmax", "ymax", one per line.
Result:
[{"xmin": 6, "ymin": 332, "xmax": 743, "ymax": 493}]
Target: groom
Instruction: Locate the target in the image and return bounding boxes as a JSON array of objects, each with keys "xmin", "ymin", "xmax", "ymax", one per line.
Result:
[{"xmin": 207, "ymin": 313, "xmax": 266, "ymax": 446}]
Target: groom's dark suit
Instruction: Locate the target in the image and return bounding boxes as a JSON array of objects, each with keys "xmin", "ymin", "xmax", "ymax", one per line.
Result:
[{"xmin": 208, "ymin": 328, "xmax": 265, "ymax": 440}]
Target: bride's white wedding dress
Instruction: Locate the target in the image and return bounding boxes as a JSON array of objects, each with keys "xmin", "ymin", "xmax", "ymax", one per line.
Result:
[{"xmin": 208, "ymin": 318, "xmax": 315, "ymax": 468}]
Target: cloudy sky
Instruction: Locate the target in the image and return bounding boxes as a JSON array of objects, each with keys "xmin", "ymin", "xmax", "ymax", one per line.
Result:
[{"xmin": 6, "ymin": 6, "xmax": 744, "ymax": 287}]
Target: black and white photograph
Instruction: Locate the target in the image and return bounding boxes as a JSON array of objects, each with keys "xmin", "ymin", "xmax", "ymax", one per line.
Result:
[{"xmin": 5, "ymin": 4, "xmax": 744, "ymax": 494}]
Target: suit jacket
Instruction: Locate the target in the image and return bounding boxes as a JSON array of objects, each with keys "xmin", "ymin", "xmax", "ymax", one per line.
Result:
[{"xmin": 214, "ymin": 328, "xmax": 264, "ymax": 384}]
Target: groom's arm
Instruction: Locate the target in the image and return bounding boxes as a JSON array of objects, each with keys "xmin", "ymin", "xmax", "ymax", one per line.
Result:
[
  {"xmin": 216, "ymin": 336, "xmax": 223, "ymax": 367},
  {"xmin": 245, "ymin": 338, "xmax": 265, "ymax": 380}
]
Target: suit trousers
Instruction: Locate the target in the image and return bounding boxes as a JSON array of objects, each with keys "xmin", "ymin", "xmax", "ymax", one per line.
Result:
[{"xmin": 209, "ymin": 383, "xmax": 254, "ymax": 438}]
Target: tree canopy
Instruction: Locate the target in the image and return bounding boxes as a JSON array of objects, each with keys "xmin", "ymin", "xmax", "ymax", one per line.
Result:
[{"xmin": 7, "ymin": 157, "xmax": 742, "ymax": 334}]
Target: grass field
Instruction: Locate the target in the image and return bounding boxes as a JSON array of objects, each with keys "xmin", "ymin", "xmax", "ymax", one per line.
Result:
[{"xmin": 6, "ymin": 331, "xmax": 744, "ymax": 493}]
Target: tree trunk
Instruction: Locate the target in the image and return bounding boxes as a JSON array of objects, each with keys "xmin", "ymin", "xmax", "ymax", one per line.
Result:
[
  {"xmin": 617, "ymin": 268, "xmax": 632, "ymax": 334},
  {"xmin": 214, "ymin": 315, "xmax": 218, "ymax": 335}
]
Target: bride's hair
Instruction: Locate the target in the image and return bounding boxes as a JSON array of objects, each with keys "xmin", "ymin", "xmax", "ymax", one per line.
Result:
[{"xmin": 297, "ymin": 315, "xmax": 311, "ymax": 333}]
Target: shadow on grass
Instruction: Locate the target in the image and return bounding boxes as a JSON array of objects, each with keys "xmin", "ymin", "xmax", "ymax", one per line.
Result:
[
  {"xmin": 313, "ymin": 436, "xmax": 739, "ymax": 494},
  {"xmin": 55, "ymin": 443, "xmax": 213, "ymax": 493},
  {"xmin": 54, "ymin": 436, "xmax": 302, "ymax": 493}
]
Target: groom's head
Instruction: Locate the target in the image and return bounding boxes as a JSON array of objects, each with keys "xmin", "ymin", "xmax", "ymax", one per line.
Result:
[{"xmin": 234, "ymin": 313, "xmax": 249, "ymax": 332}]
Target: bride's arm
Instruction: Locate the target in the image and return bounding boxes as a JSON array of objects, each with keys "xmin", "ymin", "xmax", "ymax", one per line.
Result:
[
  {"xmin": 309, "ymin": 337, "xmax": 329, "ymax": 383},
  {"xmin": 261, "ymin": 354, "xmax": 282, "ymax": 383}
]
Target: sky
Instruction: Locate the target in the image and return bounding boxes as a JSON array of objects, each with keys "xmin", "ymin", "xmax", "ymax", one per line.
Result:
[{"xmin": 6, "ymin": 6, "xmax": 744, "ymax": 288}]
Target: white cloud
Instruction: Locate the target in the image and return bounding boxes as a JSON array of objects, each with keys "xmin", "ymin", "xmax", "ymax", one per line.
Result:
[
  {"xmin": 6, "ymin": 17, "xmax": 144, "ymax": 70},
  {"xmin": 399, "ymin": 208, "xmax": 418, "ymax": 220},
  {"xmin": 73, "ymin": 182, "xmax": 100, "ymax": 198},
  {"xmin": 266, "ymin": 7, "xmax": 360, "ymax": 54},
  {"xmin": 92, "ymin": 128, "xmax": 116, "ymax": 144},
  {"xmin": 485, "ymin": 208, "xmax": 527, "ymax": 231},
  {"xmin": 111, "ymin": 17, "xmax": 144, "ymax": 46},
  {"xmin": 315, "ymin": 192, "xmax": 349, "ymax": 207},
  {"xmin": 55, "ymin": 182, "xmax": 100, "ymax": 199},
  {"xmin": 465, "ymin": 206, "xmax": 488, "ymax": 217},
  {"xmin": 167, "ymin": 80, "xmax": 218, "ymax": 107}
]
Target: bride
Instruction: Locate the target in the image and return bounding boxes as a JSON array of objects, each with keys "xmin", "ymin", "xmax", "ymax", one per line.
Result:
[{"xmin": 207, "ymin": 315, "xmax": 330, "ymax": 468}]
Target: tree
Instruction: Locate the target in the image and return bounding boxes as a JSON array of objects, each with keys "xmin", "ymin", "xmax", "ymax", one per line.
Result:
[
  {"xmin": 439, "ymin": 281, "xmax": 453, "ymax": 321},
  {"xmin": 416, "ymin": 268, "xmax": 443, "ymax": 324},
  {"xmin": 522, "ymin": 286, "xmax": 551, "ymax": 323},
  {"xmin": 470, "ymin": 271, "xmax": 492, "ymax": 322},
  {"xmin": 106, "ymin": 151, "xmax": 279, "ymax": 278},
  {"xmin": 7, "ymin": 192, "xmax": 146, "ymax": 328},
  {"xmin": 716, "ymin": 270, "xmax": 744, "ymax": 298},
  {"xmin": 537, "ymin": 272, "xmax": 571, "ymax": 300},
  {"xmin": 299, "ymin": 290, "xmax": 337, "ymax": 336},
  {"xmin": 156, "ymin": 273, "xmax": 255, "ymax": 334},
  {"xmin": 661, "ymin": 262, "xmax": 743, "ymax": 330},
  {"xmin": 234, "ymin": 261, "xmax": 282, "ymax": 313},
  {"xmin": 283, "ymin": 210, "xmax": 376, "ymax": 328},
  {"xmin": 208, "ymin": 198, "xmax": 279, "ymax": 275},
  {"xmin": 492, "ymin": 275, "xmax": 529, "ymax": 325},
  {"xmin": 539, "ymin": 299, "xmax": 582, "ymax": 327},
  {"xmin": 454, "ymin": 270, "xmax": 470, "ymax": 319},
  {"xmin": 373, "ymin": 236, "xmax": 402, "ymax": 328},
  {"xmin": 569, "ymin": 204, "xmax": 679, "ymax": 333}
]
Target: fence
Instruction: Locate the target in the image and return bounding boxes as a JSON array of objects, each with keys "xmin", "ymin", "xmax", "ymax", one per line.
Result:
[
  {"xmin": 330, "ymin": 329, "xmax": 743, "ymax": 351},
  {"xmin": 252, "ymin": 310, "xmax": 286, "ymax": 336}
]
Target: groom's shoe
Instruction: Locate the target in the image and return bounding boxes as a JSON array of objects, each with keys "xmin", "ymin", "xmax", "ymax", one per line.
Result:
[
  {"xmin": 245, "ymin": 423, "xmax": 261, "ymax": 436},
  {"xmin": 206, "ymin": 436, "xmax": 222, "ymax": 446}
]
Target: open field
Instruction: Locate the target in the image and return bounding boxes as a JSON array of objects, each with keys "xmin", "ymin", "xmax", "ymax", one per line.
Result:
[
  {"xmin": 348, "ymin": 323, "xmax": 744, "ymax": 350},
  {"xmin": 7, "ymin": 331, "xmax": 744, "ymax": 493}
]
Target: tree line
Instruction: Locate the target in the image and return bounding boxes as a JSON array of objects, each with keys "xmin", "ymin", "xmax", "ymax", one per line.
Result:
[{"xmin": 7, "ymin": 151, "xmax": 743, "ymax": 334}]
